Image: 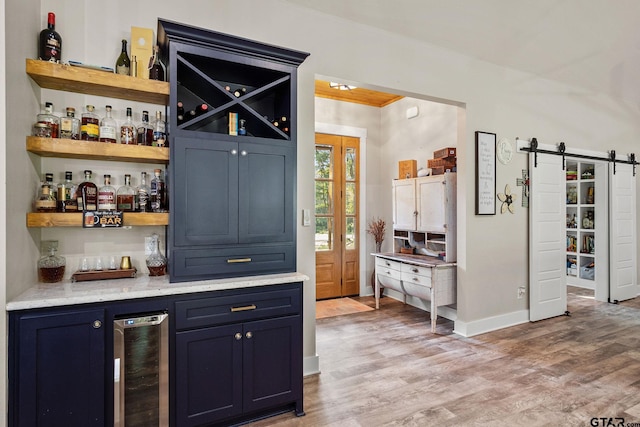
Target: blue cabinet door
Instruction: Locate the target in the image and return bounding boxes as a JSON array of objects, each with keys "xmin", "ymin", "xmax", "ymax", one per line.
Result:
[{"xmin": 11, "ymin": 308, "xmax": 106, "ymax": 426}]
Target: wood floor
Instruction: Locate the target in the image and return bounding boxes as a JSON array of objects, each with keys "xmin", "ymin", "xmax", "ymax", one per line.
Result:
[{"xmin": 249, "ymin": 287, "xmax": 640, "ymax": 426}]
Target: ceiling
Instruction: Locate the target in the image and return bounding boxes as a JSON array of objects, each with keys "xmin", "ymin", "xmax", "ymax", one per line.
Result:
[
  {"xmin": 314, "ymin": 80, "xmax": 403, "ymax": 107},
  {"xmin": 289, "ymin": 0, "xmax": 640, "ymax": 106}
]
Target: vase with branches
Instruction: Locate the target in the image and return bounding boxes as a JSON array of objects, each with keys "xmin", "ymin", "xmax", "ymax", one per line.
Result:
[{"xmin": 367, "ymin": 217, "xmax": 386, "ymax": 253}]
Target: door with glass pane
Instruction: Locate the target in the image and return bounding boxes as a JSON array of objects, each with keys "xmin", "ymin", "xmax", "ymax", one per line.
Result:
[{"xmin": 315, "ymin": 133, "xmax": 360, "ymax": 300}]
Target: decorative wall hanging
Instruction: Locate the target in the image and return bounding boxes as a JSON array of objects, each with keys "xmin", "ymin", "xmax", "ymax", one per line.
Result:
[
  {"xmin": 497, "ymin": 137, "xmax": 514, "ymax": 164},
  {"xmin": 475, "ymin": 131, "xmax": 497, "ymax": 215},
  {"xmin": 497, "ymin": 184, "xmax": 517, "ymax": 214},
  {"xmin": 516, "ymin": 169, "xmax": 529, "ymax": 207}
]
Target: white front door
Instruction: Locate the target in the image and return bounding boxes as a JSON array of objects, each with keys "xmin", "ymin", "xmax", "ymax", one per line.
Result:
[
  {"xmin": 529, "ymin": 153, "xmax": 567, "ymax": 321},
  {"xmin": 609, "ymin": 163, "xmax": 638, "ymax": 302}
]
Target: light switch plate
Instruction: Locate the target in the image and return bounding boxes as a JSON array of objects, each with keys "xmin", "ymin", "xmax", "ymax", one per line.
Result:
[{"xmin": 302, "ymin": 209, "xmax": 311, "ymax": 226}]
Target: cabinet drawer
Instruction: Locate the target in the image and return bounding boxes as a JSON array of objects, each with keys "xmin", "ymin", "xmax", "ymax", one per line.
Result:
[
  {"xmin": 401, "ymin": 263, "xmax": 432, "ymax": 278},
  {"xmin": 375, "ymin": 257, "xmax": 401, "ymax": 272},
  {"xmin": 171, "ymin": 245, "xmax": 295, "ymax": 282},
  {"xmin": 175, "ymin": 287, "xmax": 301, "ymax": 330},
  {"xmin": 401, "ymin": 270, "xmax": 432, "ymax": 288}
]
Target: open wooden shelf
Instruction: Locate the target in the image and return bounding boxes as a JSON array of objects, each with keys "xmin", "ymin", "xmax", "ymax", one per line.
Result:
[
  {"xmin": 26, "ymin": 59, "xmax": 169, "ymax": 105},
  {"xmin": 27, "ymin": 137, "xmax": 169, "ymax": 164},
  {"xmin": 27, "ymin": 212, "xmax": 169, "ymax": 228}
]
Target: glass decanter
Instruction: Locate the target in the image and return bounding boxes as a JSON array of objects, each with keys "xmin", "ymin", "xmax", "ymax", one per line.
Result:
[
  {"xmin": 38, "ymin": 240, "xmax": 66, "ymax": 283},
  {"xmin": 146, "ymin": 233, "xmax": 167, "ymax": 276}
]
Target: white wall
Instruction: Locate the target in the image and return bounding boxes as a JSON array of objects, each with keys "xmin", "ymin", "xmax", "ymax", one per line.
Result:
[{"xmin": 4, "ymin": 1, "xmax": 640, "ymax": 423}]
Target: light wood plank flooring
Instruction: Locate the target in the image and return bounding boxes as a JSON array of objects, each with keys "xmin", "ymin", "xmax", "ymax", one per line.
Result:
[{"xmin": 250, "ymin": 287, "xmax": 640, "ymax": 426}]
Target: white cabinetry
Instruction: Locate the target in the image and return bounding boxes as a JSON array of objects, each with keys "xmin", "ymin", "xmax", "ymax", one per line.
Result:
[{"xmin": 391, "ymin": 172, "xmax": 457, "ymax": 262}]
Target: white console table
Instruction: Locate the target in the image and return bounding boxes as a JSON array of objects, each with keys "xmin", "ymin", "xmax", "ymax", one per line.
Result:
[{"xmin": 374, "ymin": 253, "xmax": 456, "ymax": 332}]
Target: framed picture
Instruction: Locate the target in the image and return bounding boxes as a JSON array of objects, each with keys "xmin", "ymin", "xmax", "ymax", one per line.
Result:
[{"xmin": 475, "ymin": 131, "xmax": 496, "ymax": 215}]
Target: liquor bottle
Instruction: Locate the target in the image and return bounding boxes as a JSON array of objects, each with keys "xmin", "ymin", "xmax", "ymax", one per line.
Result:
[
  {"xmin": 148, "ymin": 45, "xmax": 166, "ymax": 81},
  {"xmin": 81, "ymin": 105, "xmax": 100, "ymax": 141},
  {"xmin": 42, "ymin": 172, "xmax": 58, "ymax": 200},
  {"xmin": 56, "ymin": 171, "xmax": 78, "ymax": 212},
  {"xmin": 152, "ymin": 111, "xmax": 166, "ymax": 147},
  {"xmin": 116, "ymin": 174, "xmax": 136, "ymax": 212},
  {"xmin": 137, "ymin": 110, "xmax": 153, "ymax": 146},
  {"xmin": 150, "ymin": 169, "xmax": 165, "ymax": 212},
  {"xmin": 37, "ymin": 102, "xmax": 60, "ymax": 138},
  {"xmin": 59, "ymin": 107, "xmax": 80, "ymax": 140},
  {"xmin": 136, "ymin": 171, "xmax": 151, "ymax": 212},
  {"xmin": 38, "ymin": 12, "xmax": 62, "ymax": 63},
  {"xmin": 115, "ymin": 39, "xmax": 131, "ymax": 76},
  {"xmin": 120, "ymin": 107, "xmax": 136, "ymax": 145},
  {"xmin": 76, "ymin": 170, "xmax": 98, "ymax": 211},
  {"xmin": 98, "ymin": 175, "xmax": 117, "ymax": 211},
  {"xmin": 99, "ymin": 105, "xmax": 118, "ymax": 143},
  {"xmin": 35, "ymin": 174, "xmax": 57, "ymax": 212},
  {"xmin": 176, "ymin": 101, "xmax": 185, "ymax": 125}
]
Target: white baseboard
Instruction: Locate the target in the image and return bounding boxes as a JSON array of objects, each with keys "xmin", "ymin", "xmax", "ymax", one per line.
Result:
[
  {"xmin": 304, "ymin": 354, "xmax": 320, "ymax": 377},
  {"xmin": 453, "ymin": 309, "xmax": 530, "ymax": 337}
]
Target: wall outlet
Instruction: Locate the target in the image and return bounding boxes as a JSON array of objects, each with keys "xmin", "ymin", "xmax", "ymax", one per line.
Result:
[{"xmin": 517, "ymin": 286, "xmax": 526, "ymax": 299}]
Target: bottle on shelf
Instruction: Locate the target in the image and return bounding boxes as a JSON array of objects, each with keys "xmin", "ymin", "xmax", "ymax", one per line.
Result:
[
  {"xmin": 76, "ymin": 170, "xmax": 98, "ymax": 211},
  {"xmin": 238, "ymin": 118, "xmax": 246, "ymax": 136},
  {"xmin": 81, "ymin": 105, "xmax": 100, "ymax": 141},
  {"xmin": 59, "ymin": 107, "xmax": 80, "ymax": 140},
  {"xmin": 136, "ymin": 171, "xmax": 151, "ymax": 212},
  {"xmin": 120, "ymin": 107, "xmax": 136, "ymax": 145},
  {"xmin": 115, "ymin": 39, "xmax": 131, "ymax": 76},
  {"xmin": 98, "ymin": 174, "xmax": 117, "ymax": 211},
  {"xmin": 152, "ymin": 111, "xmax": 166, "ymax": 147},
  {"xmin": 56, "ymin": 171, "xmax": 78, "ymax": 212},
  {"xmin": 130, "ymin": 55, "xmax": 138, "ymax": 78},
  {"xmin": 37, "ymin": 102, "xmax": 60, "ymax": 138},
  {"xmin": 150, "ymin": 169, "xmax": 166, "ymax": 212},
  {"xmin": 136, "ymin": 110, "xmax": 153, "ymax": 146},
  {"xmin": 38, "ymin": 240, "xmax": 65, "ymax": 283},
  {"xmin": 148, "ymin": 45, "xmax": 166, "ymax": 81},
  {"xmin": 116, "ymin": 174, "xmax": 136, "ymax": 212},
  {"xmin": 35, "ymin": 175, "xmax": 57, "ymax": 213},
  {"xmin": 38, "ymin": 12, "xmax": 62, "ymax": 63},
  {"xmin": 99, "ymin": 105, "xmax": 118, "ymax": 143},
  {"xmin": 233, "ymin": 87, "xmax": 247, "ymax": 97}
]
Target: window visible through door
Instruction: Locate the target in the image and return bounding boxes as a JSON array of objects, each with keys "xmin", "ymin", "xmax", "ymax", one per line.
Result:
[{"xmin": 315, "ymin": 133, "xmax": 359, "ymax": 300}]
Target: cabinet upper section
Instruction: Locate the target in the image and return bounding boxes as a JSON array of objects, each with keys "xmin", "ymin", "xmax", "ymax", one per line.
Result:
[
  {"xmin": 157, "ymin": 19, "xmax": 309, "ymax": 141},
  {"xmin": 26, "ymin": 59, "xmax": 169, "ymax": 105}
]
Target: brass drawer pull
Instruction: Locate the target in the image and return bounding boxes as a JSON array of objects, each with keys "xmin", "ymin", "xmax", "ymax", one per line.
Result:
[
  {"xmin": 231, "ymin": 304, "xmax": 257, "ymax": 312},
  {"xmin": 227, "ymin": 258, "xmax": 252, "ymax": 264},
  {"xmin": 411, "ymin": 267, "xmax": 419, "ymax": 273}
]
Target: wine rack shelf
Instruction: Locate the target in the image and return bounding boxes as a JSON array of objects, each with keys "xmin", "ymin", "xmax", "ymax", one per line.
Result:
[
  {"xmin": 27, "ymin": 212, "xmax": 169, "ymax": 228},
  {"xmin": 26, "ymin": 59, "xmax": 169, "ymax": 105},
  {"xmin": 26, "ymin": 137, "xmax": 169, "ymax": 164}
]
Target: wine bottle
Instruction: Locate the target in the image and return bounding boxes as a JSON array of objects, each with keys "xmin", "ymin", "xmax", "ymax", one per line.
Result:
[
  {"xmin": 233, "ymin": 87, "xmax": 247, "ymax": 97},
  {"xmin": 115, "ymin": 39, "xmax": 131, "ymax": 76},
  {"xmin": 148, "ymin": 45, "xmax": 166, "ymax": 81},
  {"xmin": 39, "ymin": 12, "xmax": 62, "ymax": 63},
  {"xmin": 176, "ymin": 101, "xmax": 185, "ymax": 123},
  {"xmin": 194, "ymin": 103, "xmax": 209, "ymax": 116}
]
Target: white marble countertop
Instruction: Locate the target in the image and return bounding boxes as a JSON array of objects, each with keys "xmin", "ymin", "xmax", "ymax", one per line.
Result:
[
  {"xmin": 7, "ymin": 272, "xmax": 309, "ymax": 311},
  {"xmin": 373, "ymin": 252, "xmax": 456, "ymax": 268}
]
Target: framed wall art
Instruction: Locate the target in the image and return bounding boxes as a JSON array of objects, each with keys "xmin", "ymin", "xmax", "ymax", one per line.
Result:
[{"xmin": 475, "ymin": 131, "xmax": 497, "ymax": 215}]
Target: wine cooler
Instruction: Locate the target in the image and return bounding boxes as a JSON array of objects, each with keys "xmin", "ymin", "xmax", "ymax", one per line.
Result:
[{"xmin": 114, "ymin": 312, "xmax": 169, "ymax": 427}]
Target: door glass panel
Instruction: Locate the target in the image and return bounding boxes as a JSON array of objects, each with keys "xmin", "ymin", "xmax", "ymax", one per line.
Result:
[
  {"xmin": 315, "ymin": 146, "xmax": 333, "ymax": 179},
  {"xmin": 345, "ymin": 217, "xmax": 356, "ymax": 250},
  {"xmin": 345, "ymin": 147, "xmax": 356, "ymax": 180},
  {"xmin": 315, "ymin": 217, "xmax": 333, "ymax": 251},
  {"xmin": 315, "ymin": 181, "xmax": 333, "ymax": 215},
  {"xmin": 345, "ymin": 182, "xmax": 355, "ymax": 215}
]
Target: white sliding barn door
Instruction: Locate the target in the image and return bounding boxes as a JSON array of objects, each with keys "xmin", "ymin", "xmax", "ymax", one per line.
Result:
[
  {"xmin": 529, "ymin": 153, "xmax": 567, "ymax": 321},
  {"xmin": 609, "ymin": 163, "xmax": 637, "ymax": 302}
]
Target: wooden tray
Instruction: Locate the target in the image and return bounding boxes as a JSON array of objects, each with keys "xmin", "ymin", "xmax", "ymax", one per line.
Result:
[{"xmin": 71, "ymin": 268, "xmax": 137, "ymax": 282}]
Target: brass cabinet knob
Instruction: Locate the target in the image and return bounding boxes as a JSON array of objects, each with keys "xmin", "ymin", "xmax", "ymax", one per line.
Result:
[
  {"xmin": 93, "ymin": 320, "xmax": 102, "ymax": 329},
  {"xmin": 245, "ymin": 331, "xmax": 253, "ymax": 339},
  {"xmin": 234, "ymin": 332, "xmax": 242, "ymax": 340}
]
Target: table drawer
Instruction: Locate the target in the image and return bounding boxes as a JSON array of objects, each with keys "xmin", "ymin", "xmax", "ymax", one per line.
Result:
[
  {"xmin": 376, "ymin": 264, "xmax": 402, "ymax": 281},
  {"xmin": 375, "ymin": 257, "xmax": 402, "ymax": 272},
  {"xmin": 401, "ymin": 263, "xmax": 432, "ymax": 278}
]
